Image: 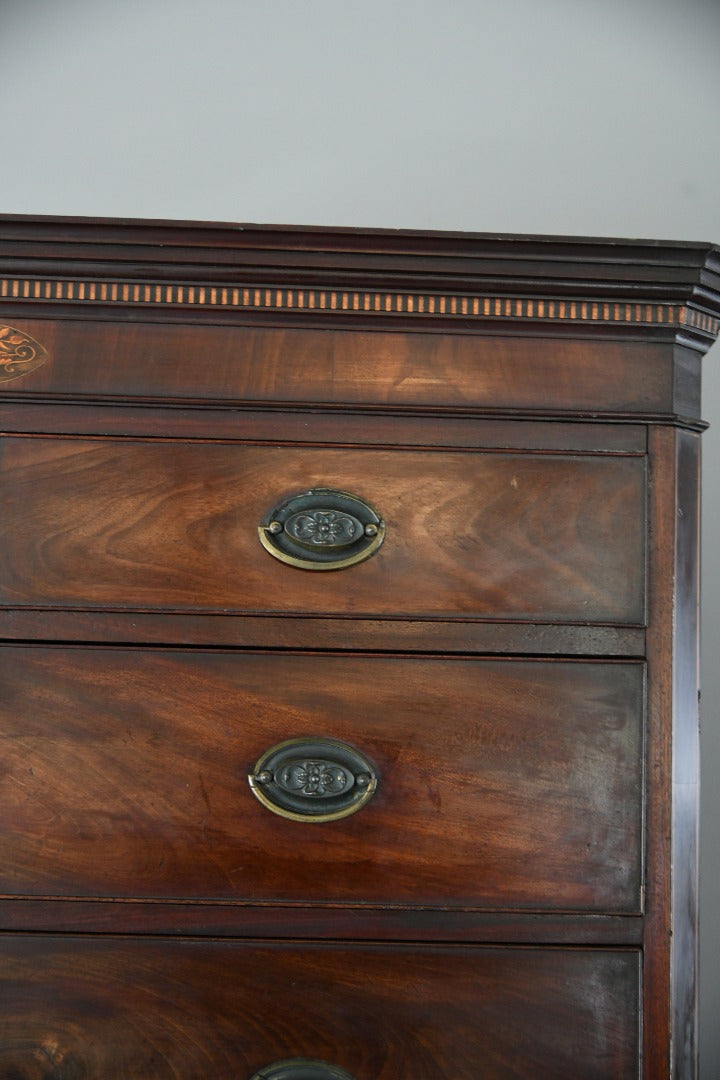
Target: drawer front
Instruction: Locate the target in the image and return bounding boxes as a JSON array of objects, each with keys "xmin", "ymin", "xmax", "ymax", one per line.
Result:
[
  {"xmin": 0, "ymin": 937, "xmax": 641, "ymax": 1079},
  {"xmin": 0, "ymin": 647, "xmax": 644, "ymax": 912},
  {"xmin": 0, "ymin": 437, "xmax": 646, "ymax": 623}
]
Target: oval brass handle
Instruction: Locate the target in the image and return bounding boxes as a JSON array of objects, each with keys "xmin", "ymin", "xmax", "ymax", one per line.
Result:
[
  {"xmin": 258, "ymin": 488, "xmax": 385, "ymax": 570},
  {"xmin": 248, "ymin": 737, "xmax": 378, "ymax": 823},
  {"xmin": 250, "ymin": 1061, "xmax": 357, "ymax": 1080}
]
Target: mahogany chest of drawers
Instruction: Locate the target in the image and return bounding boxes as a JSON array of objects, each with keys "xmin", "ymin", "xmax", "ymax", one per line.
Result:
[{"xmin": 0, "ymin": 216, "xmax": 718, "ymax": 1078}]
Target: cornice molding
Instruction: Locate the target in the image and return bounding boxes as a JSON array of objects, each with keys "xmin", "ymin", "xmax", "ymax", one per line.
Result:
[{"xmin": 1, "ymin": 215, "xmax": 718, "ymax": 346}]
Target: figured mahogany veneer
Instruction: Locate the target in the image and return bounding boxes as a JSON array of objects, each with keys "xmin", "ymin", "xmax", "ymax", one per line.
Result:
[
  {"xmin": 0, "ymin": 437, "xmax": 645, "ymax": 622},
  {"xmin": 0, "ymin": 317, "xmax": 681, "ymax": 414},
  {"xmin": 0, "ymin": 217, "xmax": 718, "ymax": 1078},
  {"xmin": 0, "ymin": 938, "xmax": 640, "ymax": 1080},
  {"xmin": 0, "ymin": 647, "xmax": 644, "ymax": 910}
]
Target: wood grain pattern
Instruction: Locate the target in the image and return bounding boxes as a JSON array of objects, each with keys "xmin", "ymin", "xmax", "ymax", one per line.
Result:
[
  {"xmin": 0, "ymin": 608, "xmax": 647, "ymax": 654},
  {"xmin": 643, "ymin": 427, "xmax": 676, "ymax": 1078},
  {"xmin": 643, "ymin": 427, "xmax": 702, "ymax": 1078},
  {"xmin": 0, "ymin": 217, "xmax": 715, "ymax": 1078},
  {"xmin": 0, "ymin": 318, "xmax": 676, "ymax": 416},
  {"xmin": 0, "ymin": 400, "xmax": 648, "ymax": 453},
  {"xmin": 671, "ymin": 431, "xmax": 701, "ymax": 1078},
  {"xmin": 0, "ymin": 437, "xmax": 646, "ymax": 623},
  {"xmin": 0, "ymin": 900, "xmax": 644, "ymax": 944},
  {"xmin": 0, "ymin": 647, "xmax": 644, "ymax": 911},
  {"xmin": 0, "ymin": 937, "xmax": 641, "ymax": 1080}
]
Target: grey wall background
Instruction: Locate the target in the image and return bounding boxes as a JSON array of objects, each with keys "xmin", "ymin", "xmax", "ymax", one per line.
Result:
[{"xmin": 2, "ymin": 0, "xmax": 720, "ymax": 1072}]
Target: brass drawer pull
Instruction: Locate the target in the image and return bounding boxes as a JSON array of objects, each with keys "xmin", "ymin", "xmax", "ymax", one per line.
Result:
[
  {"xmin": 250, "ymin": 1061, "xmax": 356, "ymax": 1080},
  {"xmin": 249, "ymin": 737, "xmax": 378, "ymax": 823},
  {"xmin": 259, "ymin": 488, "xmax": 385, "ymax": 570}
]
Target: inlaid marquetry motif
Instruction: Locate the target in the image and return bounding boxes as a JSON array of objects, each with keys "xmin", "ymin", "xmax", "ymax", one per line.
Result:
[
  {"xmin": 0, "ymin": 325, "xmax": 48, "ymax": 382},
  {"xmin": 1, "ymin": 275, "xmax": 718, "ymax": 335}
]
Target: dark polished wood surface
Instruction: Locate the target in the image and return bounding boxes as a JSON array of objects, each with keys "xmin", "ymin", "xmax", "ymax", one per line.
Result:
[
  {"xmin": 643, "ymin": 427, "xmax": 703, "ymax": 1076},
  {"xmin": 0, "ymin": 436, "xmax": 646, "ymax": 622},
  {"xmin": 0, "ymin": 317, "xmax": 680, "ymax": 416},
  {"xmin": 0, "ymin": 901, "xmax": 644, "ymax": 943},
  {"xmin": 0, "ymin": 216, "xmax": 717, "ymax": 1078},
  {"xmin": 0, "ymin": 647, "xmax": 644, "ymax": 911},
  {"xmin": 0, "ymin": 608, "xmax": 647, "ymax": 654},
  {"xmin": 0, "ymin": 937, "xmax": 641, "ymax": 1080},
  {"xmin": 0, "ymin": 399, "xmax": 649, "ymax": 451}
]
